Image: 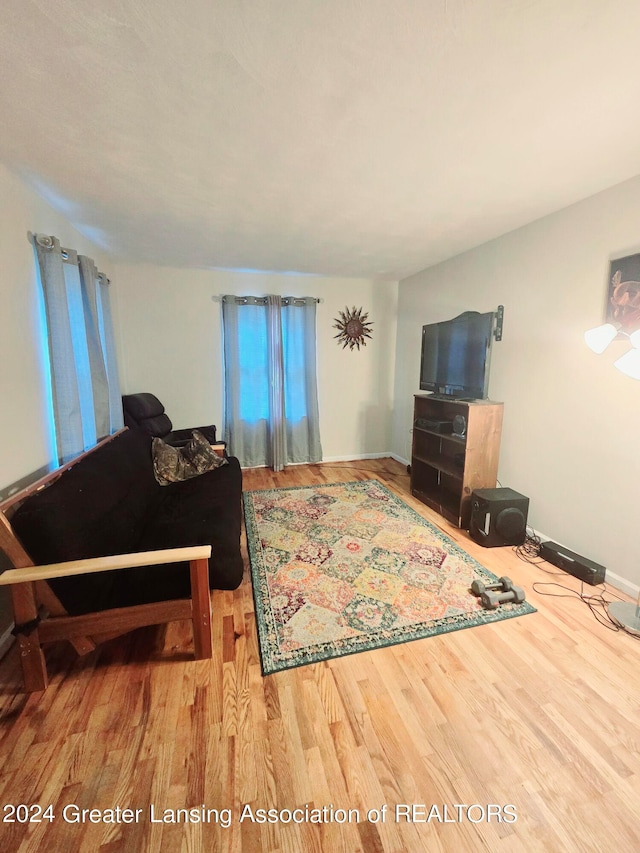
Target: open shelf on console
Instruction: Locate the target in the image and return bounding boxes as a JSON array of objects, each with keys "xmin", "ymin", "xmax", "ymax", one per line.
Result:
[{"xmin": 410, "ymin": 395, "xmax": 503, "ymax": 528}]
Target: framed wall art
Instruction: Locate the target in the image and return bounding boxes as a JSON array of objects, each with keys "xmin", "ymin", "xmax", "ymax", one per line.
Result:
[
  {"xmin": 607, "ymin": 253, "xmax": 640, "ymax": 332},
  {"xmin": 333, "ymin": 306, "xmax": 373, "ymax": 351}
]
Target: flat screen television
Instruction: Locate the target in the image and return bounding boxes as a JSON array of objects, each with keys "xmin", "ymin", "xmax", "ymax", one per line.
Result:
[{"xmin": 419, "ymin": 310, "xmax": 495, "ymax": 399}]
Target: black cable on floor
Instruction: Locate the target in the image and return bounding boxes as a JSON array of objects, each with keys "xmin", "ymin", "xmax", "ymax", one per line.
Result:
[{"xmin": 514, "ymin": 529, "xmax": 638, "ymax": 638}]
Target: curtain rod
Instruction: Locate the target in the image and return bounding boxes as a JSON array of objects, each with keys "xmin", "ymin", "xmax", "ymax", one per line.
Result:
[{"xmin": 211, "ymin": 295, "xmax": 323, "ymax": 303}]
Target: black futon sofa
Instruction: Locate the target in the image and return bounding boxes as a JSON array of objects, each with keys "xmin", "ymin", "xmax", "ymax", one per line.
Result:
[{"xmin": 10, "ymin": 428, "xmax": 243, "ymax": 616}]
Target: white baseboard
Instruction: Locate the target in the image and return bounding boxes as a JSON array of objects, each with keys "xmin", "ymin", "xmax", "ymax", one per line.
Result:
[
  {"xmin": 527, "ymin": 526, "xmax": 638, "ymax": 598},
  {"xmin": 390, "ymin": 452, "xmax": 410, "ymax": 467},
  {"xmin": 241, "ymin": 452, "xmax": 398, "ymax": 470},
  {"xmin": 320, "ymin": 452, "xmax": 392, "ymax": 463},
  {"xmin": 603, "ymin": 571, "xmax": 639, "ymax": 599}
]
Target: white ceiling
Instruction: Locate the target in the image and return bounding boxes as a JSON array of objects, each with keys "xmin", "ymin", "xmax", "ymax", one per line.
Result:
[{"xmin": 3, "ymin": 0, "xmax": 640, "ymax": 280}]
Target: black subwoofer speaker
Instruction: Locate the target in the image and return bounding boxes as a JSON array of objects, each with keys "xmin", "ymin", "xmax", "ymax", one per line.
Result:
[{"xmin": 469, "ymin": 487, "xmax": 529, "ymax": 548}]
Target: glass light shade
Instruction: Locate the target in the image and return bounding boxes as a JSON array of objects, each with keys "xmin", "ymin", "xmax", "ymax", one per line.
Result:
[
  {"xmin": 584, "ymin": 323, "xmax": 619, "ymax": 353},
  {"xmin": 614, "ymin": 347, "xmax": 640, "ymax": 379}
]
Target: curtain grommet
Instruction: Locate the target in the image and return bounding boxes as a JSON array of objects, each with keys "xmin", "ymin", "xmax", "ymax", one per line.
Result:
[{"xmin": 35, "ymin": 233, "xmax": 55, "ymax": 249}]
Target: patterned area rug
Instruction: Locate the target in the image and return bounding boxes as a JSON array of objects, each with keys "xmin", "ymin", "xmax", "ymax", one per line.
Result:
[{"xmin": 243, "ymin": 480, "xmax": 536, "ymax": 675}]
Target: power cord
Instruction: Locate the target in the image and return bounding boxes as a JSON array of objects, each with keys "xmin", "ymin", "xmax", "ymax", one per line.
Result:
[
  {"xmin": 514, "ymin": 527, "xmax": 638, "ymax": 638},
  {"xmin": 513, "ymin": 528, "xmax": 547, "ymax": 566},
  {"xmin": 532, "ymin": 582, "xmax": 629, "ymax": 633}
]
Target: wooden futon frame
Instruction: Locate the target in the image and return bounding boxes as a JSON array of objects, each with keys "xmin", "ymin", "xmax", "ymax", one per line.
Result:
[{"xmin": 0, "ymin": 432, "xmax": 213, "ymax": 693}]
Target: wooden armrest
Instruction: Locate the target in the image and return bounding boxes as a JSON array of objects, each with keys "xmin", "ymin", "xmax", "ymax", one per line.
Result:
[{"xmin": 0, "ymin": 545, "xmax": 212, "ymax": 586}]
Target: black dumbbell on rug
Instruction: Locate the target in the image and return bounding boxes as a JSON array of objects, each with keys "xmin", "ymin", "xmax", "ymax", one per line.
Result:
[
  {"xmin": 470, "ymin": 576, "xmax": 514, "ymax": 597},
  {"xmin": 470, "ymin": 576, "xmax": 526, "ymax": 609},
  {"xmin": 480, "ymin": 586, "xmax": 526, "ymax": 609}
]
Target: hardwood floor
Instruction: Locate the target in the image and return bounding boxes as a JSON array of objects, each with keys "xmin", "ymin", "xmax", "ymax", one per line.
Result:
[{"xmin": 0, "ymin": 459, "xmax": 639, "ymax": 852}]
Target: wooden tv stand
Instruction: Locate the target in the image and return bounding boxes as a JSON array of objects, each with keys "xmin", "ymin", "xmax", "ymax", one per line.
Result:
[{"xmin": 410, "ymin": 395, "xmax": 503, "ymax": 529}]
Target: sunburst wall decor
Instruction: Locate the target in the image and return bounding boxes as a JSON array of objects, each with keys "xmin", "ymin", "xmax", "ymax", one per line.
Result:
[{"xmin": 333, "ymin": 306, "xmax": 374, "ymax": 351}]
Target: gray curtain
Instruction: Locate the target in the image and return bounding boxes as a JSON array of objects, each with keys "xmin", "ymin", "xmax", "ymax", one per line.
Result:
[
  {"xmin": 96, "ymin": 274, "xmax": 124, "ymax": 435},
  {"xmin": 34, "ymin": 233, "xmax": 123, "ymax": 463},
  {"xmin": 78, "ymin": 254, "xmax": 110, "ymax": 439},
  {"xmin": 222, "ymin": 295, "xmax": 322, "ymax": 470}
]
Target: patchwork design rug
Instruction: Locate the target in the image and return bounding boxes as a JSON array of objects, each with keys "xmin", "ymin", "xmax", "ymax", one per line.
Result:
[{"xmin": 243, "ymin": 480, "xmax": 535, "ymax": 674}]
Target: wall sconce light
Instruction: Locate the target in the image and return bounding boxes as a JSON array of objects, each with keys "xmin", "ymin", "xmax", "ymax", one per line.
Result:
[
  {"xmin": 584, "ymin": 322, "xmax": 620, "ymax": 354},
  {"xmin": 613, "ymin": 329, "xmax": 640, "ymax": 379},
  {"xmin": 584, "ymin": 323, "xmax": 640, "ymax": 378}
]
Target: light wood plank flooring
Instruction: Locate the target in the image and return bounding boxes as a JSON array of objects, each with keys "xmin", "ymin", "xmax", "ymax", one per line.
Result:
[{"xmin": 0, "ymin": 459, "xmax": 639, "ymax": 852}]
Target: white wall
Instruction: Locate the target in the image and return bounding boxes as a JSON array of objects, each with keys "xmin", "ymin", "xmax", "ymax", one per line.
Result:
[
  {"xmin": 114, "ymin": 265, "xmax": 398, "ymax": 461},
  {"xmin": 392, "ymin": 174, "xmax": 640, "ymax": 593}
]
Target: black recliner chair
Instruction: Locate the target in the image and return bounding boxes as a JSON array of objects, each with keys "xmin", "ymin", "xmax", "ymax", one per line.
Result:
[{"xmin": 122, "ymin": 393, "xmax": 218, "ymax": 447}]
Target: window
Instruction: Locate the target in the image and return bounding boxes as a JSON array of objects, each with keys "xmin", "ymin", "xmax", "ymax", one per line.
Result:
[
  {"xmin": 33, "ymin": 233, "xmax": 123, "ymax": 463},
  {"xmin": 237, "ymin": 304, "xmax": 269, "ymax": 423},
  {"xmin": 222, "ymin": 295, "xmax": 322, "ymax": 470}
]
